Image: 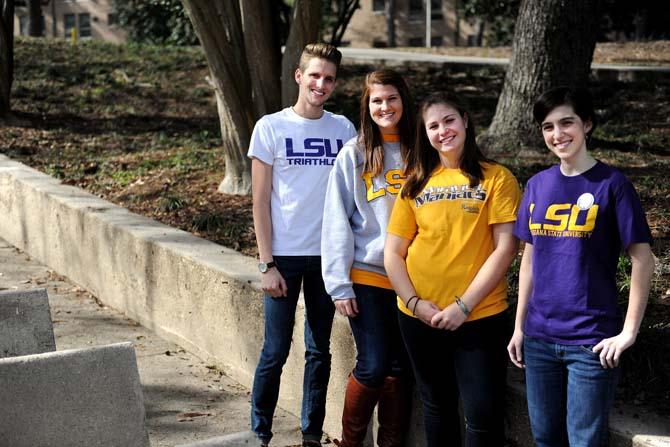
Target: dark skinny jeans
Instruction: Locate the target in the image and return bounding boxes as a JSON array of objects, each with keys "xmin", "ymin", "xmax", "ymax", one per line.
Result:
[{"xmin": 398, "ymin": 310, "xmax": 508, "ymax": 447}]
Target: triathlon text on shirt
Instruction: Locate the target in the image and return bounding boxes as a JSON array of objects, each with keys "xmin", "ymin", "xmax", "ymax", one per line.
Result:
[
  {"xmin": 528, "ymin": 203, "xmax": 599, "ymax": 238},
  {"xmin": 285, "ymin": 137, "xmax": 344, "ymax": 166}
]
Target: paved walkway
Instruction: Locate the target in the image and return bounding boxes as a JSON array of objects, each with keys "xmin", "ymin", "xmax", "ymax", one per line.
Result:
[
  {"xmin": 340, "ymin": 47, "xmax": 670, "ymax": 72},
  {"xmin": 0, "ymin": 237, "xmax": 304, "ymax": 447}
]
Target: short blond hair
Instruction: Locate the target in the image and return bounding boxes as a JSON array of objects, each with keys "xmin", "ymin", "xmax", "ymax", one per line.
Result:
[{"xmin": 298, "ymin": 43, "xmax": 342, "ymax": 75}]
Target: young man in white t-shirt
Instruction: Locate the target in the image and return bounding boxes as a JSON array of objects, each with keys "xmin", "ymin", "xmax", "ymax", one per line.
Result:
[{"xmin": 248, "ymin": 43, "xmax": 357, "ymax": 447}]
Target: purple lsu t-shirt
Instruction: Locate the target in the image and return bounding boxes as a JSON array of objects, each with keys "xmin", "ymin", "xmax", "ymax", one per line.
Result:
[{"xmin": 514, "ymin": 162, "xmax": 652, "ymax": 345}]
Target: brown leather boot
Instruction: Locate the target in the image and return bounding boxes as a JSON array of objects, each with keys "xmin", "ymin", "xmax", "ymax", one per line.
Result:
[
  {"xmin": 376, "ymin": 376, "xmax": 412, "ymax": 447},
  {"xmin": 335, "ymin": 374, "xmax": 383, "ymax": 447}
]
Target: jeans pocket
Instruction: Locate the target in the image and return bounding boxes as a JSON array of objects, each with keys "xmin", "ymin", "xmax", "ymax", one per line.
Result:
[{"xmin": 578, "ymin": 345, "xmax": 599, "ymax": 357}]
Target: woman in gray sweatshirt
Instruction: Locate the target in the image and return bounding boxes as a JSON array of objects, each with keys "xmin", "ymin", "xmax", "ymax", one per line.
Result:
[{"xmin": 321, "ymin": 69, "xmax": 415, "ymax": 447}]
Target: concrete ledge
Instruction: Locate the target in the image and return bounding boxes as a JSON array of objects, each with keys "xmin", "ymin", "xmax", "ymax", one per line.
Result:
[
  {"xmin": 0, "ymin": 155, "xmax": 667, "ymax": 446},
  {"xmin": 0, "ymin": 154, "xmax": 356, "ymax": 439},
  {"xmin": 0, "ymin": 342, "xmax": 149, "ymax": 447},
  {"xmin": 0, "ymin": 288, "xmax": 55, "ymax": 357}
]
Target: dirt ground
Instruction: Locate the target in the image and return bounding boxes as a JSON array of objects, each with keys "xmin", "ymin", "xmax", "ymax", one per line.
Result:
[{"xmin": 1, "ymin": 37, "xmax": 669, "ymax": 416}]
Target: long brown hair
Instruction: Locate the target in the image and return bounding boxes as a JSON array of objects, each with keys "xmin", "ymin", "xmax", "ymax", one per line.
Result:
[
  {"xmin": 359, "ymin": 69, "xmax": 415, "ymax": 176},
  {"xmin": 402, "ymin": 92, "xmax": 492, "ymax": 199}
]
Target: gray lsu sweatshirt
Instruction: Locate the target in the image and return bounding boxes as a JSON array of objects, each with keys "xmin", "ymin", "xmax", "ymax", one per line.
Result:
[{"xmin": 321, "ymin": 136, "xmax": 405, "ymax": 300}]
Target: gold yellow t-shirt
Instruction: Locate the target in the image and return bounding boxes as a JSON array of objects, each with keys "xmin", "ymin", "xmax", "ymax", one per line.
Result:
[{"xmin": 387, "ymin": 162, "xmax": 521, "ymax": 320}]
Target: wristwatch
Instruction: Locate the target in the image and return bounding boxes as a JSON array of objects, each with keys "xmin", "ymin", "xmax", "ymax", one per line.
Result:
[{"xmin": 258, "ymin": 261, "xmax": 276, "ymax": 273}]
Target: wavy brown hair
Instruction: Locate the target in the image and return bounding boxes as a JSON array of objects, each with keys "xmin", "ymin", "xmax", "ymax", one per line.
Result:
[
  {"xmin": 402, "ymin": 92, "xmax": 492, "ymax": 199},
  {"xmin": 359, "ymin": 69, "xmax": 415, "ymax": 177}
]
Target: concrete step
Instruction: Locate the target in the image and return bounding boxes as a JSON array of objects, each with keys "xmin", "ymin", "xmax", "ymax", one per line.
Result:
[
  {"xmin": 0, "ymin": 288, "xmax": 55, "ymax": 357},
  {"xmin": 0, "ymin": 342, "xmax": 150, "ymax": 447}
]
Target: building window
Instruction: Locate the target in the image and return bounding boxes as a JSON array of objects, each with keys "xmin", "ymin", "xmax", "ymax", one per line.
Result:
[
  {"xmin": 107, "ymin": 13, "xmax": 117, "ymax": 26},
  {"xmin": 18, "ymin": 15, "xmax": 46, "ymax": 35},
  {"xmin": 78, "ymin": 13, "xmax": 92, "ymax": 38},
  {"xmin": 431, "ymin": 0, "xmax": 443, "ymax": 19},
  {"xmin": 64, "ymin": 13, "xmax": 75, "ymax": 37},
  {"xmin": 430, "ymin": 35, "xmax": 443, "ymax": 46},
  {"xmin": 409, "ymin": 0, "xmax": 422, "ymax": 15},
  {"xmin": 372, "ymin": 0, "xmax": 385, "ymax": 11},
  {"xmin": 408, "ymin": 37, "xmax": 424, "ymax": 47},
  {"xmin": 18, "ymin": 16, "xmax": 27, "ymax": 35},
  {"xmin": 409, "ymin": 0, "xmax": 443, "ymax": 19}
]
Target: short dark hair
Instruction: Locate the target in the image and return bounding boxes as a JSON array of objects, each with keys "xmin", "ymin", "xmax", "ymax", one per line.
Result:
[
  {"xmin": 298, "ymin": 43, "xmax": 342, "ymax": 74},
  {"xmin": 533, "ymin": 86, "xmax": 597, "ymax": 136}
]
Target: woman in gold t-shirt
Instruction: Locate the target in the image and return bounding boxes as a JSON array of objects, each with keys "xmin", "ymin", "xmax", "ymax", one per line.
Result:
[{"xmin": 384, "ymin": 92, "xmax": 520, "ymax": 447}]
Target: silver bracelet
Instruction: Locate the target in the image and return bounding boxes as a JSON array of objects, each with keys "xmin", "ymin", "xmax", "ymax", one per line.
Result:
[{"xmin": 455, "ymin": 296, "xmax": 471, "ymax": 317}]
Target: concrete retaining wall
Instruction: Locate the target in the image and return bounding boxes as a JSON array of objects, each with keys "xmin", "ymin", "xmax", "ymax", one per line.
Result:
[
  {"xmin": 0, "ymin": 342, "xmax": 149, "ymax": 447},
  {"xmin": 0, "ymin": 155, "xmax": 356, "ymax": 440},
  {"xmin": 0, "ymin": 155, "xmax": 667, "ymax": 446},
  {"xmin": 0, "ymin": 288, "xmax": 55, "ymax": 357}
]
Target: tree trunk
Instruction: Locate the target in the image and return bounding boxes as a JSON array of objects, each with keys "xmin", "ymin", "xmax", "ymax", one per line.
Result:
[
  {"xmin": 330, "ymin": 0, "xmax": 360, "ymax": 46},
  {"xmin": 27, "ymin": 0, "xmax": 42, "ymax": 37},
  {"xmin": 386, "ymin": 0, "xmax": 396, "ymax": 47},
  {"xmin": 181, "ymin": 1, "xmax": 254, "ymax": 194},
  {"xmin": 0, "ymin": 0, "xmax": 15, "ymax": 118},
  {"xmin": 281, "ymin": 0, "xmax": 321, "ymax": 108},
  {"xmin": 241, "ymin": 0, "xmax": 281, "ymax": 118},
  {"xmin": 475, "ymin": 19, "xmax": 484, "ymax": 46},
  {"xmin": 480, "ymin": 0, "xmax": 600, "ymax": 154},
  {"xmin": 454, "ymin": 0, "xmax": 461, "ymax": 46}
]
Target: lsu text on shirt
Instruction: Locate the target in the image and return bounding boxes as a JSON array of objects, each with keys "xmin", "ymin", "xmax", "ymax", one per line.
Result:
[
  {"xmin": 321, "ymin": 135, "xmax": 405, "ymax": 300},
  {"xmin": 514, "ymin": 162, "xmax": 652, "ymax": 345},
  {"xmin": 248, "ymin": 107, "xmax": 356, "ymax": 256}
]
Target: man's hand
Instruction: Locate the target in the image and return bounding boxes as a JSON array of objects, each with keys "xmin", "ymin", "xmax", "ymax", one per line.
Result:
[
  {"xmin": 261, "ymin": 268, "xmax": 288, "ymax": 298},
  {"xmin": 334, "ymin": 298, "xmax": 359, "ymax": 317}
]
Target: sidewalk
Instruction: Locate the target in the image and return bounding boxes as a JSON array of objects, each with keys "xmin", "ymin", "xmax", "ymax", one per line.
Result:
[
  {"xmin": 340, "ymin": 47, "xmax": 670, "ymax": 72},
  {"xmin": 0, "ymin": 237, "xmax": 303, "ymax": 447}
]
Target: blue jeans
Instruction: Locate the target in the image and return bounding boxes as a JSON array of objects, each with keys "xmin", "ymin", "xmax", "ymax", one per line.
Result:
[
  {"xmin": 398, "ymin": 310, "xmax": 508, "ymax": 447},
  {"xmin": 251, "ymin": 256, "xmax": 335, "ymax": 444},
  {"xmin": 523, "ymin": 336, "xmax": 620, "ymax": 447},
  {"xmin": 348, "ymin": 284, "xmax": 409, "ymax": 388}
]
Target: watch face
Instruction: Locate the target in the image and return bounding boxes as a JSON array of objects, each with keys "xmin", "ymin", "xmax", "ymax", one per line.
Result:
[{"xmin": 259, "ymin": 263, "xmax": 268, "ymax": 273}]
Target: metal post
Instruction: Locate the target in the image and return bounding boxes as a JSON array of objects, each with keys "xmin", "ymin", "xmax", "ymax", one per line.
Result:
[{"xmin": 425, "ymin": 0, "xmax": 431, "ymax": 48}]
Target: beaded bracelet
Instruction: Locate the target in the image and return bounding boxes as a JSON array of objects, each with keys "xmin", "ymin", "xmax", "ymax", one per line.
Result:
[{"xmin": 455, "ymin": 296, "xmax": 471, "ymax": 317}]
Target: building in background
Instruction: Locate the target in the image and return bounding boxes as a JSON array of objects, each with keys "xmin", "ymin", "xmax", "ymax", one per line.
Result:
[
  {"xmin": 342, "ymin": 0, "xmax": 477, "ymax": 48},
  {"xmin": 14, "ymin": 0, "xmax": 476, "ymax": 48},
  {"xmin": 14, "ymin": 0, "xmax": 126, "ymax": 43}
]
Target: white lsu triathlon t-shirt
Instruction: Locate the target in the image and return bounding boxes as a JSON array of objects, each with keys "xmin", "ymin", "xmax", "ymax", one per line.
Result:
[{"xmin": 248, "ymin": 107, "xmax": 357, "ymax": 256}]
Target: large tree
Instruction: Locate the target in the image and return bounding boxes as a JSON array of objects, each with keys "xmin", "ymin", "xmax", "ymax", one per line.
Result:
[
  {"xmin": 27, "ymin": 0, "xmax": 42, "ymax": 36},
  {"xmin": 180, "ymin": 0, "xmax": 321, "ymax": 195},
  {"xmin": 0, "ymin": 0, "xmax": 14, "ymax": 118},
  {"xmin": 480, "ymin": 0, "xmax": 600, "ymax": 153},
  {"xmin": 113, "ymin": 0, "xmax": 199, "ymax": 45},
  {"xmin": 324, "ymin": 0, "xmax": 360, "ymax": 47}
]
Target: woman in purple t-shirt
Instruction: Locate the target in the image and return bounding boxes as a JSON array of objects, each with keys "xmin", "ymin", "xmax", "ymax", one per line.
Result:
[{"xmin": 508, "ymin": 87, "xmax": 655, "ymax": 447}]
